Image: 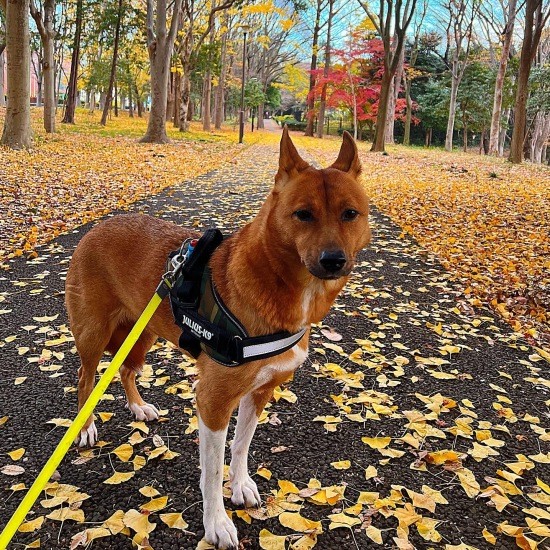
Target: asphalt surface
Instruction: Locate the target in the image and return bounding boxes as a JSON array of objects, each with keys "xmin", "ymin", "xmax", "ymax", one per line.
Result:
[{"xmin": 0, "ymin": 141, "xmax": 549, "ymax": 550}]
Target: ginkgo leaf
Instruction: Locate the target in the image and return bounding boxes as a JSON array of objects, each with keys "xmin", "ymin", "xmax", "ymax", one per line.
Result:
[
  {"xmin": 46, "ymin": 418, "xmax": 72, "ymax": 428},
  {"xmin": 361, "ymin": 436, "xmax": 391, "ymax": 449},
  {"xmin": 364, "ymin": 465, "xmax": 378, "ymax": 479},
  {"xmin": 18, "ymin": 516, "xmax": 45, "ymax": 533},
  {"xmin": 482, "ymin": 528, "xmax": 497, "ymax": 544},
  {"xmin": 159, "ymin": 513, "xmax": 189, "ymax": 531},
  {"xmin": 330, "ymin": 460, "xmax": 351, "ymax": 470},
  {"xmin": 536, "ymin": 477, "xmax": 550, "ymax": 494},
  {"xmin": 140, "ymin": 496, "xmax": 168, "ymax": 512},
  {"xmin": 257, "ymin": 467, "xmax": 272, "ymax": 480},
  {"xmin": 416, "ymin": 517, "xmax": 441, "ymax": 542},
  {"xmin": 139, "ymin": 486, "xmax": 160, "ymax": 498},
  {"xmin": 104, "ymin": 471, "xmax": 135, "ymax": 484},
  {"xmin": 327, "ymin": 513, "xmax": 360, "ymax": 529},
  {"xmin": 279, "ymin": 512, "xmax": 322, "ymax": 533},
  {"xmin": 33, "ymin": 315, "xmax": 59, "ymax": 322},
  {"xmin": 456, "ymin": 468, "xmax": 480, "ymax": 498},
  {"xmin": 123, "ymin": 509, "xmax": 157, "ymax": 535},
  {"xmin": 70, "ymin": 527, "xmax": 110, "ymax": 549},
  {"xmin": 278, "ymin": 480, "xmax": 300, "ymax": 495},
  {"xmin": 112, "ymin": 443, "xmax": 133, "ymax": 462},
  {"xmin": 426, "ymin": 450, "xmax": 459, "ymax": 465},
  {"xmin": 128, "ymin": 421, "xmax": 149, "ymax": 434},
  {"xmin": 7, "ymin": 448, "xmax": 25, "ymax": 460},
  {"xmin": 46, "ymin": 507, "xmax": 85, "ymax": 523},
  {"xmin": 365, "ymin": 525, "xmax": 383, "ymax": 544},
  {"xmin": 102, "ymin": 510, "xmax": 125, "ymax": 535},
  {"xmin": 98, "ymin": 412, "xmax": 114, "ymax": 422}
]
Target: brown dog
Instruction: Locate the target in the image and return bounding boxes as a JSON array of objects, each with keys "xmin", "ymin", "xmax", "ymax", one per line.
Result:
[{"xmin": 65, "ymin": 128, "xmax": 371, "ymax": 548}]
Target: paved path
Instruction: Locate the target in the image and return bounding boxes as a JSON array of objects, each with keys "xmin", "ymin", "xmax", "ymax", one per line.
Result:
[{"xmin": 0, "ymin": 141, "xmax": 548, "ymax": 550}]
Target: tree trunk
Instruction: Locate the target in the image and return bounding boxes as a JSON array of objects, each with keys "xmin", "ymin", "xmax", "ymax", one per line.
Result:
[
  {"xmin": 445, "ymin": 63, "xmax": 460, "ymax": 151},
  {"xmin": 257, "ymin": 102, "xmax": 264, "ymax": 129},
  {"xmin": 305, "ymin": 0, "xmax": 321, "ymax": 137},
  {"xmin": 532, "ymin": 113, "xmax": 550, "ymax": 163},
  {"xmin": 202, "ymin": 69, "xmax": 212, "ymax": 131},
  {"xmin": 499, "ymin": 108, "xmax": 510, "ymax": 155},
  {"xmin": 371, "ymin": 70, "xmax": 392, "ymax": 151},
  {"xmin": 489, "ymin": 0, "xmax": 517, "ymax": 155},
  {"xmin": 385, "ymin": 77, "xmax": 396, "ymax": 143},
  {"xmin": 179, "ymin": 65, "xmax": 191, "ymax": 131},
  {"xmin": 172, "ymin": 70, "xmax": 180, "ymax": 126},
  {"xmin": 0, "ymin": 51, "xmax": 5, "ymax": 107},
  {"xmin": 141, "ymin": 0, "xmax": 182, "ymax": 143},
  {"xmin": 509, "ymin": 0, "xmax": 543, "ymax": 164},
  {"xmin": 425, "ymin": 127, "xmax": 432, "ymax": 147},
  {"xmin": 403, "ymin": 77, "xmax": 412, "ymax": 145},
  {"xmin": 62, "ymin": 0, "xmax": 83, "ymax": 124},
  {"xmin": 136, "ymin": 85, "xmax": 143, "ymax": 117},
  {"xmin": 1, "ymin": 0, "xmax": 32, "ymax": 149},
  {"xmin": 214, "ymin": 26, "xmax": 228, "ymax": 130},
  {"xmin": 316, "ymin": 0, "xmax": 334, "ymax": 139},
  {"xmin": 141, "ymin": 49, "xmax": 171, "ymax": 142},
  {"xmin": 463, "ymin": 118, "xmax": 468, "ymax": 152},
  {"xmin": 129, "ymin": 84, "xmax": 134, "ymax": 117},
  {"xmin": 100, "ymin": 0, "xmax": 123, "ymax": 126},
  {"xmin": 386, "ymin": 44, "xmax": 404, "ymax": 144},
  {"xmin": 166, "ymin": 70, "xmax": 175, "ymax": 121}
]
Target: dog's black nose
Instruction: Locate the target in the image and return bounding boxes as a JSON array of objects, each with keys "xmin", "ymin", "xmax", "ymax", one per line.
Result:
[{"xmin": 319, "ymin": 250, "xmax": 346, "ymax": 273}]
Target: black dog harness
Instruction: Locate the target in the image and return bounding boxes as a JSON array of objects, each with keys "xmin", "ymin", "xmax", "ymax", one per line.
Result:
[{"xmin": 167, "ymin": 229, "xmax": 307, "ymax": 367}]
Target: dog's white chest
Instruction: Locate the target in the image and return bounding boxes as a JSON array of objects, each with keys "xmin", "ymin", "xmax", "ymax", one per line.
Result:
[{"xmin": 252, "ymin": 344, "xmax": 308, "ymax": 390}]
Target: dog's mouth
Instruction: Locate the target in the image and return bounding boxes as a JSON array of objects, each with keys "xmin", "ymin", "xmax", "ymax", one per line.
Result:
[{"xmin": 306, "ymin": 264, "xmax": 352, "ymax": 280}]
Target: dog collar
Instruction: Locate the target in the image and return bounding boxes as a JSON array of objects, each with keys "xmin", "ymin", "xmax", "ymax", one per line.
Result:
[{"xmin": 168, "ymin": 229, "xmax": 307, "ymax": 367}]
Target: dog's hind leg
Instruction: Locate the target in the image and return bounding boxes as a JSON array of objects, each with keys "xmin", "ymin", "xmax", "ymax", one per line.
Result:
[
  {"xmin": 107, "ymin": 325, "xmax": 160, "ymax": 422},
  {"xmin": 73, "ymin": 328, "xmax": 112, "ymax": 447}
]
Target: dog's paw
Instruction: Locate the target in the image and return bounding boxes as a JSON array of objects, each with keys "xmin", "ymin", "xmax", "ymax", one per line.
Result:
[
  {"xmin": 127, "ymin": 402, "xmax": 159, "ymax": 422},
  {"xmin": 230, "ymin": 475, "xmax": 261, "ymax": 508},
  {"xmin": 75, "ymin": 421, "xmax": 98, "ymax": 448},
  {"xmin": 204, "ymin": 511, "xmax": 239, "ymax": 549}
]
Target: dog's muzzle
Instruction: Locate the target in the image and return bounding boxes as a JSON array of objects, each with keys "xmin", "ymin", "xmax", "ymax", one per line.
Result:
[{"xmin": 308, "ymin": 249, "xmax": 350, "ymax": 279}]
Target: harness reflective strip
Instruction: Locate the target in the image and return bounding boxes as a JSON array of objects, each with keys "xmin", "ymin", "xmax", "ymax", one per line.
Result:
[
  {"xmin": 0, "ymin": 281, "xmax": 169, "ymax": 550},
  {"xmin": 242, "ymin": 327, "xmax": 307, "ymax": 359}
]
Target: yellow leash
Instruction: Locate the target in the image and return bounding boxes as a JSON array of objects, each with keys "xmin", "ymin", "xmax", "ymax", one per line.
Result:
[{"xmin": 0, "ymin": 279, "xmax": 170, "ymax": 550}]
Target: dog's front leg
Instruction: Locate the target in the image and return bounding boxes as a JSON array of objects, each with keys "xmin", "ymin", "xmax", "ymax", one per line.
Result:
[
  {"xmin": 198, "ymin": 399, "xmax": 239, "ymax": 549},
  {"xmin": 229, "ymin": 392, "xmax": 263, "ymax": 508}
]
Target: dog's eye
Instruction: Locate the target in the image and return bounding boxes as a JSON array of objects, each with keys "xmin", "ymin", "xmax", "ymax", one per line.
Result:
[
  {"xmin": 342, "ymin": 209, "xmax": 359, "ymax": 221},
  {"xmin": 294, "ymin": 210, "xmax": 314, "ymax": 222}
]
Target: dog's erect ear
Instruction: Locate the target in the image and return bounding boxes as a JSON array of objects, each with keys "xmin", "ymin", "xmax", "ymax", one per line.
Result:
[
  {"xmin": 276, "ymin": 125, "xmax": 309, "ymax": 185},
  {"xmin": 330, "ymin": 131, "xmax": 361, "ymax": 177}
]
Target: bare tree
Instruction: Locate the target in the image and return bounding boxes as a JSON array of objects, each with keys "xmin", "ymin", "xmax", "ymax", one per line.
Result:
[
  {"xmin": 358, "ymin": 0, "xmax": 418, "ymax": 152},
  {"xmin": 140, "ymin": 0, "xmax": 183, "ymax": 143},
  {"xmin": 509, "ymin": 0, "xmax": 550, "ymax": 163},
  {"xmin": 62, "ymin": 0, "xmax": 82, "ymax": 124},
  {"xmin": 100, "ymin": 0, "xmax": 123, "ymax": 126},
  {"xmin": 305, "ymin": 0, "xmax": 328, "ymax": 136},
  {"xmin": 30, "ymin": 0, "xmax": 56, "ymax": 133},
  {"xmin": 0, "ymin": 0, "xmax": 32, "ymax": 148},
  {"xmin": 439, "ymin": 0, "xmax": 478, "ymax": 152},
  {"xmin": 316, "ymin": 0, "xmax": 335, "ymax": 138},
  {"xmin": 177, "ymin": 0, "xmax": 234, "ymax": 132},
  {"xmin": 403, "ymin": 1, "xmax": 428, "ymax": 145},
  {"xmin": 246, "ymin": 10, "xmax": 297, "ymax": 130},
  {"xmin": 480, "ymin": 0, "xmax": 519, "ymax": 155}
]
